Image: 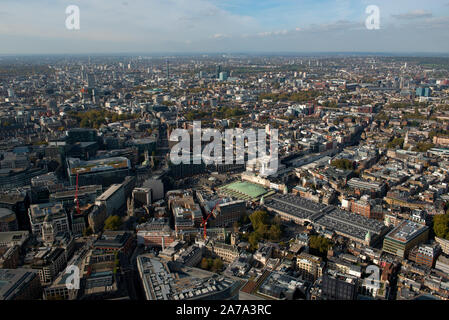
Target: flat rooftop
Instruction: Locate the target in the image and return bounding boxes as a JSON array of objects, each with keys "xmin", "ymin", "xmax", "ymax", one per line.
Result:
[
  {"xmin": 385, "ymin": 220, "xmax": 428, "ymax": 243},
  {"xmin": 265, "ymin": 194, "xmax": 387, "ymax": 242},
  {"xmin": 67, "ymin": 157, "xmax": 130, "ymax": 175},
  {"xmin": 96, "ymin": 184, "xmax": 122, "ymax": 201},
  {"xmin": 218, "ymin": 181, "xmax": 270, "ymax": 200},
  {"xmin": 265, "ymin": 194, "xmax": 330, "ymax": 221},
  {"xmin": 137, "ymin": 254, "xmax": 239, "ymax": 300},
  {"xmin": 0, "ymin": 269, "xmax": 38, "ymax": 300},
  {"xmin": 0, "ymin": 231, "xmax": 29, "ymax": 246}
]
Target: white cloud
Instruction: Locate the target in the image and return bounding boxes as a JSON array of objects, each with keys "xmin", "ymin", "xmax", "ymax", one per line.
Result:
[
  {"xmin": 0, "ymin": 0, "xmax": 448, "ymax": 53},
  {"xmin": 392, "ymin": 9, "xmax": 433, "ymax": 20},
  {"xmin": 211, "ymin": 34, "xmax": 230, "ymax": 39}
]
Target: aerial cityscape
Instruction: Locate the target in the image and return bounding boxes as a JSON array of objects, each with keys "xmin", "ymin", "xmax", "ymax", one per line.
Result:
[{"xmin": 1, "ymin": 0, "xmax": 449, "ymax": 309}]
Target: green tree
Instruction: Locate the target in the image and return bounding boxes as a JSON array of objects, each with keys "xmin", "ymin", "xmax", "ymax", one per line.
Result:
[
  {"xmin": 80, "ymin": 118, "xmax": 90, "ymax": 128},
  {"xmin": 200, "ymin": 258, "xmax": 209, "ymax": 270},
  {"xmin": 386, "ymin": 138, "xmax": 404, "ymax": 149},
  {"xmin": 248, "ymin": 232, "xmax": 260, "ymax": 251},
  {"xmin": 413, "ymin": 142, "xmax": 435, "ymax": 152},
  {"xmin": 309, "ymin": 235, "xmax": 331, "ymax": 257},
  {"xmin": 104, "ymin": 215, "xmax": 122, "ymax": 231},
  {"xmin": 212, "ymin": 258, "xmax": 223, "ymax": 272},
  {"xmin": 249, "ymin": 210, "xmax": 269, "ymax": 231},
  {"xmin": 268, "ymin": 224, "xmax": 282, "ymax": 241},
  {"xmin": 434, "ymin": 214, "xmax": 449, "ymax": 240},
  {"xmin": 331, "ymin": 158, "xmax": 354, "ymax": 170}
]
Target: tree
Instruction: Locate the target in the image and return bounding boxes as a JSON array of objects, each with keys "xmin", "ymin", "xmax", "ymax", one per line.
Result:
[
  {"xmin": 331, "ymin": 159, "xmax": 354, "ymax": 170},
  {"xmin": 248, "ymin": 232, "xmax": 260, "ymax": 251},
  {"xmin": 80, "ymin": 118, "xmax": 90, "ymax": 128},
  {"xmin": 413, "ymin": 142, "xmax": 434, "ymax": 153},
  {"xmin": 212, "ymin": 258, "xmax": 223, "ymax": 272},
  {"xmin": 247, "ymin": 210, "xmax": 284, "ymax": 247},
  {"xmin": 386, "ymin": 138, "xmax": 404, "ymax": 149},
  {"xmin": 249, "ymin": 210, "xmax": 269, "ymax": 231},
  {"xmin": 200, "ymin": 258, "xmax": 209, "ymax": 270},
  {"xmin": 255, "ymin": 224, "xmax": 269, "ymax": 239},
  {"xmin": 309, "ymin": 235, "xmax": 331, "ymax": 257},
  {"xmin": 104, "ymin": 215, "xmax": 122, "ymax": 231},
  {"xmin": 268, "ymin": 224, "xmax": 281, "ymax": 241},
  {"xmin": 434, "ymin": 213, "xmax": 449, "ymax": 240}
]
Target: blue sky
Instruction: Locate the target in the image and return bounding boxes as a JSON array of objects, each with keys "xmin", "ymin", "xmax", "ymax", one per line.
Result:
[{"xmin": 0, "ymin": 0, "xmax": 449, "ymax": 54}]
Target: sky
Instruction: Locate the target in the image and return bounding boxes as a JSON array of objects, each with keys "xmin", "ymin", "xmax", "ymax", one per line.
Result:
[{"xmin": 0, "ymin": 0, "xmax": 449, "ymax": 54}]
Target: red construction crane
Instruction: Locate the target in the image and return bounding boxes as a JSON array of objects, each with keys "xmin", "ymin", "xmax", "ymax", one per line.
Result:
[{"xmin": 201, "ymin": 199, "xmax": 221, "ymax": 240}]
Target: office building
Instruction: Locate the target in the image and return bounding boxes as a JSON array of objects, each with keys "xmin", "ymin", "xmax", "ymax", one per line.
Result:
[
  {"xmin": 174, "ymin": 244, "xmax": 203, "ymax": 267},
  {"xmin": 67, "ymin": 157, "xmax": 131, "ymax": 187},
  {"xmin": 28, "ymin": 203, "xmax": 69, "ymax": 241},
  {"xmin": 415, "ymin": 243, "xmax": 440, "ymax": 268},
  {"xmin": 435, "ymin": 255, "xmax": 449, "ymax": 274},
  {"xmin": 415, "ymin": 87, "xmax": 431, "ymax": 97},
  {"xmin": 137, "ymin": 218, "xmax": 175, "ymax": 248},
  {"xmin": 219, "ymin": 72, "xmax": 228, "ymax": 81},
  {"xmin": 132, "ymin": 187, "xmax": 152, "ymax": 207},
  {"xmin": 93, "ymin": 230, "xmax": 135, "ymax": 256},
  {"xmin": 321, "ymin": 270, "xmax": 359, "ymax": 300},
  {"xmin": 296, "ymin": 252, "xmax": 324, "ymax": 282},
  {"xmin": 435, "ymin": 237, "xmax": 449, "ymax": 255},
  {"xmin": 258, "ymin": 271, "xmax": 307, "ymax": 300},
  {"xmin": 383, "ymin": 220, "xmax": 429, "ymax": 258},
  {"xmin": 206, "ymin": 241, "xmax": 239, "ymax": 263},
  {"xmin": 95, "ymin": 183, "xmax": 126, "ymax": 217},
  {"xmin": 31, "ymin": 247, "xmax": 67, "ymax": 285},
  {"xmin": 65, "ymin": 128, "xmax": 98, "ymax": 144},
  {"xmin": 50, "ymin": 185, "xmax": 102, "ymax": 209},
  {"xmin": 347, "ymin": 178, "xmax": 386, "ymax": 196},
  {"xmin": 0, "ymin": 231, "xmax": 29, "ymax": 250}
]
